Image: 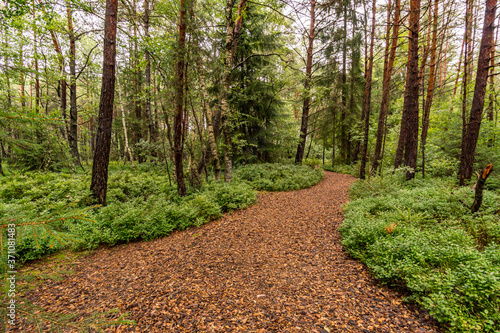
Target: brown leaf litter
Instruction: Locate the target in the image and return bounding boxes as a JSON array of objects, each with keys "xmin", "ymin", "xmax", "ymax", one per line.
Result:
[{"xmin": 14, "ymin": 172, "xmax": 442, "ymax": 332}]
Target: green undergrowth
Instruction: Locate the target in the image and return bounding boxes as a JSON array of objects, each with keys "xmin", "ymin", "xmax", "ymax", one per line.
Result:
[
  {"xmin": 340, "ymin": 172, "xmax": 500, "ymax": 332},
  {"xmin": 1, "ymin": 162, "xmax": 324, "ymax": 267},
  {"xmin": 235, "ymin": 163, "xmax": 323, "ymax": 191}
]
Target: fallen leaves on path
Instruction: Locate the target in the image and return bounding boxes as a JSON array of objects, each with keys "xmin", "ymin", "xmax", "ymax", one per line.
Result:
[{"xmin": 16, "ymin": 172, "xmax": 441, "ymax": 332}]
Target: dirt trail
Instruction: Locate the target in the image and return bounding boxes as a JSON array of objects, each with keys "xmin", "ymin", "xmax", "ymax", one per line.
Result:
[{"xmin": 19, "ymin": 172, "xmax": 441, "ymax": 332}]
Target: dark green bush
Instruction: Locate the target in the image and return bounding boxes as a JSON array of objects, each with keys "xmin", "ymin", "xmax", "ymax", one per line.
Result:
[
  {"xmin": 234, "ymin": 163, "xmax": 323, "ymax": 191},
  {"xmin": 2, "ymin": 162, "xmax": 319, "ymax": 265},
  {"xmin": 341, "ymin": 176, "xmax": 500, "ymax": 332}
]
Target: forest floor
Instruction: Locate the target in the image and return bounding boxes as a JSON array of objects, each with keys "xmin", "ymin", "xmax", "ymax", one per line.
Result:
[{"xmin": 17, "ymin": 172, "xmax": 442, "ymax": 332}]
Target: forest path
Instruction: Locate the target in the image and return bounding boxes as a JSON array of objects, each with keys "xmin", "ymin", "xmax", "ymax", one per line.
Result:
[{"xmin": 21, "ymin": 172, "xmax": 441, "ymax": 332}]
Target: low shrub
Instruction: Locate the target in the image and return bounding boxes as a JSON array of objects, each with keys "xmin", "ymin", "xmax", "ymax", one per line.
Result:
[
  {"xmin": 234, "ymin": 163, "xmax": 323, "ymax": 191},
  {"xmin": 3, "ymin": 162, "xmax": 321, "ymax": 264},
  {"xmin": 341, "ymin": 176, "xmax": 500, "ymax": 332}
]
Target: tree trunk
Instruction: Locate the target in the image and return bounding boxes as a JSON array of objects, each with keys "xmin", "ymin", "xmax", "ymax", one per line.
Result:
[
  {"xmin": 132, "ymin": 9, "xmax": 143, "ymax": 162},
  {"xmin": 48, "ymin": 29, "xmax": 68, "ymax": 140},
  {"xmin": 295, "ymin": 0, "xmax": 315, "ymax": 164},
  {"xmin": 459, "ymin": 0, "xmax": 497, "ymax": 185},
  {"xmin": 401, "ymin": 0, "xmax": 421, "ymax": 179},
  {"xmin": 471, "ymin": 164, "xmax": 493, "ymax": 212},
  {"xmin": 359, "ymin": 0, "xmax": 376, "ymax": 179},
  {"xmin": 66, "ymin": 1, "xmax": 81, "ymax": 166},
  {"xmin": 90, "ymin": 0, "xmax": 118, "ymax": 206},
  {"xmin": 144, "ymin": 0, "xmax": 156, "ymax": 154},
  {"xmin": 220, "ymin": 0, "xmax": 247, "ymax": 182},
  {"xmin": 421, "ymin": 0, "xmax": 439, "ymax": 178},
  {"xmin": 340, "ymin": 3, "xmax": 348, "ymax": 163},
  {"xmin": 34, "ymin": 28, "xmax": 40, "ymax": 112},
  {"xmin": 487, "ymin": 18, "xmax": 499, "ymax": 122},
  {"xmin": 117, "ymin": 76, "xmax": 135, "ymax": 168},
  {"xmin": 331, "ymin": 105, "xmax": 336, "ymax": 168},
  {"xmin": 459, "ymin": 0, "xmax": 474, "ymax": 181},
  {"xmin": 372, "ymin": 0, "xmax": 401, "ymax": 174},
  {"xmin": 200, "ymin": 78, "xmax": 221, "ymax": 180},
  {"xmin": 174, "ymin": 0, "xmax": 188, "ymax": 196}
]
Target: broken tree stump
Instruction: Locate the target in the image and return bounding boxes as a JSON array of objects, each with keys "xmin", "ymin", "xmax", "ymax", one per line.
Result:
[{"xmin": 471, "ymin": 164, "xmax": 493, "ymax": 213}]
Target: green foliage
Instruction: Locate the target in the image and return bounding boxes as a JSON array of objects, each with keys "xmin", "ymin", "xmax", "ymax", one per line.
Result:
[
  {"xmin": 76, "ymin": 180, "xmax": 256, "ymax": 248},
  {"xmin": 2, "ymin": 163, "xmax": 321, "ymax": 261},
  {"xmin": 341, "ymin": 176, "xmax": 500, "ymax": 332},
  {"xmin": 303, "ymin": 157, "xmax": 321, "ymax": 168},
  {"xmin": 235, "ymin": 163, "xmax": 323, "ymax": 191}
]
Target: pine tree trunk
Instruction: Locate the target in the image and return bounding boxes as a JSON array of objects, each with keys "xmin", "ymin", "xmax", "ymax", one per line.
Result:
[
  {"xmin": 421, "ymin": 0, "xmax": 439, "ymax": 178},
  {"xmin": 360, "ymin": 0, "xmax": 376, "ymax": 179},
  {"xmin": 371, "ymin": 0, "xmax": 400, "ymax": 174},
  {"xmin": 174, "ymin": 0, "xmax": 188, "ymax": 196},
  {"xmin": 340, "ymin": 4, "xmax": 348, "ymax": 163},
  {"xmin": 487, "ymin": 19, "xmax": 498, "ymax": 122},
  {"xmin": 66, "ymin": 1, "xmax": 81, "ymax": 166},
  {"xmin": 459, "ymin": 0, "xmax": 497, "ymax": 185},
  {"xmin": 90, "ymin": 0, "xmax": 118, "ymax": 206},
  {"xmin": 331, "ymin": 105, "xmax": 336, "ymax": 168},
  {"xmin": 34, "ymin": 28, "xmax": 40, "ymax": 113},
  {"xmin": 144, "ymin": 0, "xmax": 156, "ymax": 154},
  {"xmin": 401, "ymin": 0, "xmax": 421, "ymax": 179},
  {"xmin": 295, "ymin": 0, "xmax": 315, "ymax": 164},
  {"xmin": 132, "ymin": 9, "xmax": 144, "ymax": 162},
  {"xmin": 19, "ymin": 34, "xmax": 26, "ymax": 109}
]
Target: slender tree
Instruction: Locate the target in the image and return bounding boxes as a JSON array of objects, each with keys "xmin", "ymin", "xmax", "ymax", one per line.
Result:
[
  {"xmin": 66, "ymin": 0, "xmax": 81, "ymax": 165},
  {"xmin": 371, "ymin": 0, "xmax": 400, "ymax": 174},
  {"xmin": 359, "ymin": 0, "xmax": 376, "ymax": 179},
  {"xmin": 397, "ymin": 0, "xmax": 421, "ymax": 179},
  {"xmin": 421, "ymin": 0, "xmax": 439, "ymax": 177},
  {"xmin": 220, "ymin": 0, "xmax": 247, "ymax": 181},
  {"xmin": 90, "ymin": 0, "xmax": 118, "ymax": 205},
  {"xmin": 174, "ymin": 0, "xmax": 187, "ymax": 196},
  {"xmin": 295, "ymin": 0, "xmax": 315, "ymax": 164},
  {"xmin": 144, "ymin": 0, "xmax": 156, "ymax": 152}
]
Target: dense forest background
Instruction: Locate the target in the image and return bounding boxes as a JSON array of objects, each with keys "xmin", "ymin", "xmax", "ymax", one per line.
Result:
[{"xmin": 1, "ymin": 0, "xmax": 498, "ymax": 197}]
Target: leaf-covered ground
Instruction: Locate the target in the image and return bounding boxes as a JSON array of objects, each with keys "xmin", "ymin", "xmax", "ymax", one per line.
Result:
[{"xmin": 16, "ymin": 172, "xmax": 441, "ymax": 332}]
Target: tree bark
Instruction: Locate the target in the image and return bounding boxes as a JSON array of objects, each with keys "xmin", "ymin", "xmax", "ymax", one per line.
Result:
[
  {"xmin": 117, "ymin": 76, "xmax": 135, "ymax": 168},
  {"xmin": 371, "ymin": 0, "xmax": 400, "ymax": 174},
  {"xmin": 66, "ymin": 1, "xmax": 81, "ymax": 166},
  {"xmin": 360, "ymin": 0, "xmax": 376, "ymax": 179},
  {"xmin": 340, "ymin": 3, "xmax": 348, "ymax": 163},
  {"xmin": 144, "ymin": 0, "xmax": 156, "ymax": 153},
  {"xmin": 295, "ymin": 0, "xmax": 315, "ymax": 164},
  {"xmin": 459, "ymin": 0, "xmax": 497, "ymax": 185},
  {"xmin": 471, "ymin": 164, "xmax": 493, "ymax": 212},
  {"xmin": 200, "ymin": 76, "xmax": 222, "ymax": 180},
  {"xmin": 174, "ymin": 0, "xmax": 188, "ymax": 196},
  {"xmin": 421, "ymin": 0, "xmax": 439, "ymax": 178},
  {"xmin": 219, "ymin": 0, "xmax": 247, "ymax": 182},
  {"xmin": 90, "ymin": 0, "xmax": 118, "ymax": 206},
  {"xmin": 331, "ymin": 105, "xmax": 336, "ymax": 169},
  {"xmin": 487, "ymin": 18, "xmax": 499, "ymax": 122},
  {"xmin": 400, "ymin": 0, "xmax": 421, "ymax": 179}
]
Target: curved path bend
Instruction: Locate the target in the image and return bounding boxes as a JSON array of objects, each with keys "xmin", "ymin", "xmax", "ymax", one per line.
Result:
[{"xmin": 20, "ymin": 172, "xmax": 441, "ymax": 332}]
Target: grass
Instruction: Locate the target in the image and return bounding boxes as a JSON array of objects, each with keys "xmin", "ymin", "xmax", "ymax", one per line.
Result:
[{"xmin": 340, "ymin": 171, "xmax": 500, "ymax": 332}]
